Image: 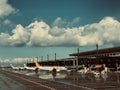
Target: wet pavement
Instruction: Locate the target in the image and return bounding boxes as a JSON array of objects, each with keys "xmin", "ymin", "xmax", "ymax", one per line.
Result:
[
  {"xmin": 26, "ymin": 70, "xmax": 120, "ymax": 90},
  {"xmin": 42, "ymin": 72, "xmax": 120, "ymax": 90},
  {"xmin": 1, "ymin": 68, "xmax": 120, "ymax": 90},
  {"xmin": 0, "ymin": 72, "xmax": 26, "ymax": 90}
]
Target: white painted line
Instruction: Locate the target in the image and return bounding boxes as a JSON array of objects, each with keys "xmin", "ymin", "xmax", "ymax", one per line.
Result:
[{"xmin": 4, "ymin": 72, "xmax": 56, "ymax": 90}]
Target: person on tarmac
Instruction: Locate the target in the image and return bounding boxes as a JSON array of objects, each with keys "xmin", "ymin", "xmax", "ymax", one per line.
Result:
[{"xmin": 52, "ymin": 68, "xmax": 57, "ymax": 80}]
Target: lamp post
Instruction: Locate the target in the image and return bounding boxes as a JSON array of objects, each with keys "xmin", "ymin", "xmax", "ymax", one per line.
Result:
[
  {"xmin": 77, "ymin": 48, "xmax": 79, "ymax": 71},
  {"xmin": 41, "ymin": 56, "xmax": 43, "ymax": 61},
  {"xmin": 55, "ymin": 53, "xmax": 57, "ymax": 65},
  {"xmin": 47, "ymin": 54, "xmax": 49, "ymax": 61},
  {"xmin": 96, "ymin": 44, "xmax": 99, "ymax": 64},
  {"xmin": 47, "ymin": 54, "xmax": 49, "ymax": 66}
]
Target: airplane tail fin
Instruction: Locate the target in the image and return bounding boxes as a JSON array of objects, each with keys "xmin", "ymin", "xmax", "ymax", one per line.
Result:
[
  {"xmin": 34, "ymin": 61, "xmax": 40, "ymax": 68},
  {"xmin": 23, "ymin": 64, "xmax": 26, "ymax": 68},
  {"xmin": 10, "ymin": 64, "xmax": 13, "ymax": 68}
]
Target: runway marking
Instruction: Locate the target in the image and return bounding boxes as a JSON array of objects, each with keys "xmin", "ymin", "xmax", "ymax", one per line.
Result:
[
  {"xmin": 54, "ymin": 81, "xmax": 95, "ymax": 90},
  {"xmin": 3, "ymin": 71, "xmax": 56, "ymax": 90}
]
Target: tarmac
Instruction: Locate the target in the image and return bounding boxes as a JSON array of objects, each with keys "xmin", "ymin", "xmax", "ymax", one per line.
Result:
[{"xmin": 1, "ymin": 68, "xmax": 120, "ymax": 90}]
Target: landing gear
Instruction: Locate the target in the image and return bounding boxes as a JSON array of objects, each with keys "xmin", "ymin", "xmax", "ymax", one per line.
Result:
[
  {"xmin": 35, "ymin": 68, "xmax": 38, "ymax": 74},
  {"xmin": 52, "ymin": 68, "xmax": 57, "ymax": 79}
]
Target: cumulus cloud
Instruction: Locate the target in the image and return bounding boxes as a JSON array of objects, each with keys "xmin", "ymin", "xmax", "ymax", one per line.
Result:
[
  {"xmin": 0, "ymin": 33, "xmax": 10, "ymax": 46},
  {"xmin": 0, "ymin": 17, "xmax": 120, "ymax": 47},
  {"xmin": 9, "ymin": 24, "xmax": 29, "ymax": 47},
  {"xmin": 80, "ymin": 17, "xmax": 120, "ymax": 46},
  {"xmin": 2, "ymin": 19, "xmax": 14, "ymax": 27},
  {"xmin": 12, "ymin": 58, "xmax": 35, "ymax": 64},
  {"xmin": 2, "ymin": 19, "xmax": 11, "ymax": 25},
  {"xmin": 52, "ymin": 17, "xmax": 80, "ymax": 27},
  {"xmin": 0, "ymin": 57, "xmax": 37, "ymax": 65},
  {"xmin": 26, "ymin": 21, "xmax": 51, "ymax": 46},
  {"xmin": 0, "ymin": 0, "xmax": 15, "ymax": 18},
  {"xmin": 52, "ymin": 17, "xmax": 63, "ymax": 27}
]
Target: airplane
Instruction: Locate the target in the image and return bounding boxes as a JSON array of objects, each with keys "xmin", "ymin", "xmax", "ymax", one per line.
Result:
[
  {"xmin": 10, "ymin": 64, "xmax": 23, "ymax": 70},
  {"xmin": 77, "ymin": 67, "xmax": 89, "ymax": 74},
  {"xmin": 101, "ymin": 65, "xmax": 108, "ymax": 75},
  {"xmin": 18, "ymin": 66, "xmax": 25, "ymax": 70},
  {"xmin": 90, "ymin": 64, "xmax": 108, "ymax": 76},
  {"xmin": 23, "ymin": 64, "xmax": 36, "ymax": 71},
  {"xmin": 34, "ymin": 61, "xmax": 67, "ymax": 72}
]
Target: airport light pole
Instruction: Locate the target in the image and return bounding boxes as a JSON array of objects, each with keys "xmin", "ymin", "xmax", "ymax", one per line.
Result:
[
  {"xmin": 55, "ymin": 53, "xmax": 56, "ymax": 61},
  {"xmin": 55, "ymin": 53, "xmax": 57, "ymax": 65},
  {"xmin": 47, "ymin": 54, "xmax": 49, "ymax": 66},
  {"xmin": 77, "ymin": 48, "xmax": 79, "ymax": 71},
  {"xmin": 27, "ymin": 59, "xmax": 28, "ymax": 65},
  {"xmin": 96, "ymin": 44, "xmax": 99, "ymax": 64},
  {"xmin": 47, "ymin": 54, "xmax": 49, "ymax": 61},
  {"xmin": 41, "ymin": 56, "xmax": 43, "ymax": 62}
]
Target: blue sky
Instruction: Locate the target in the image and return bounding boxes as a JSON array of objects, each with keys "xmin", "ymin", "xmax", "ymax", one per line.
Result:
[
  {"xmin": 7, "ymin": 0, "xmax": 120, "ymax": 26},
  {"xmin": 0, "ymin": 0, "xmax": 120, "ymax": 63}
]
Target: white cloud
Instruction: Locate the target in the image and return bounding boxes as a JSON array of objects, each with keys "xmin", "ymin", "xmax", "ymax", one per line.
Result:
[
  {"xmin": 67, "ymin": 17, "xmax": 80, "ymax": 27},
  {"xmin": 72, "ymin": 17, "xmax": 80, "ymax": 24},
  {"xmin": 0, "ymin": 0, "xmax": 15, "ymax": 18},
  {"xmin": 2, "ymin": 19, "xmax": 11, "ymax": 25},
  {"xmin": 0, "ymin": 32, "xmax": 10, "ymax": 46},
  {"xmin": 48, "ymin": 26, "xmax": 65, "ymax": 37},
  {"xmin": 0, "ymin": 17, "xmax": 120, "ymax": 47},
  {"xmin": 12, "ymin": 58, "xmax": 33, "ymax": 64},
  {"xmin": 52, "ymin": 17, "xmax": 63, "ymax": 27},
  {"xmin": 52, "ymin": 17, "xmax": 80, "ymax": 27},
  {"xmin": 79, "ymin": 17, "xmax": 120, "ymax": 46},
  {"xmin": 9, "ymin": 24, "xmax": 29, "ymax": 46},
  {"xmin": 0, "ymin": 57, "xmax": 36, "ymax": 65},
  {"xmin": 27, "ymin": 21, "xmax": 50, "ymax": 46}
]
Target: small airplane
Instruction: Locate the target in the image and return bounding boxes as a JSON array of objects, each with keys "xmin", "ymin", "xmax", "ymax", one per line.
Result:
[{"xmin": 10, "ymin": 64, "xmax": 24, "ymax": 70}]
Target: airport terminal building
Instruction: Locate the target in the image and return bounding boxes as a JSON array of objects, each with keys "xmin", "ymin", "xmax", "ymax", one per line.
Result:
[
  {"xmin": 28, "ymin": 46, "xmax": 120, "ymax": 71},
  {"xmin": 69, "ymin": 46, "xmax": 120, "ymax": 71}
]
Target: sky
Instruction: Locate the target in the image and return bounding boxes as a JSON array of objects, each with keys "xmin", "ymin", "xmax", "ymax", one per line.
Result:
[{"xmin": 0, "ymin": 0, "xmax": 120, "ymax": 65}]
